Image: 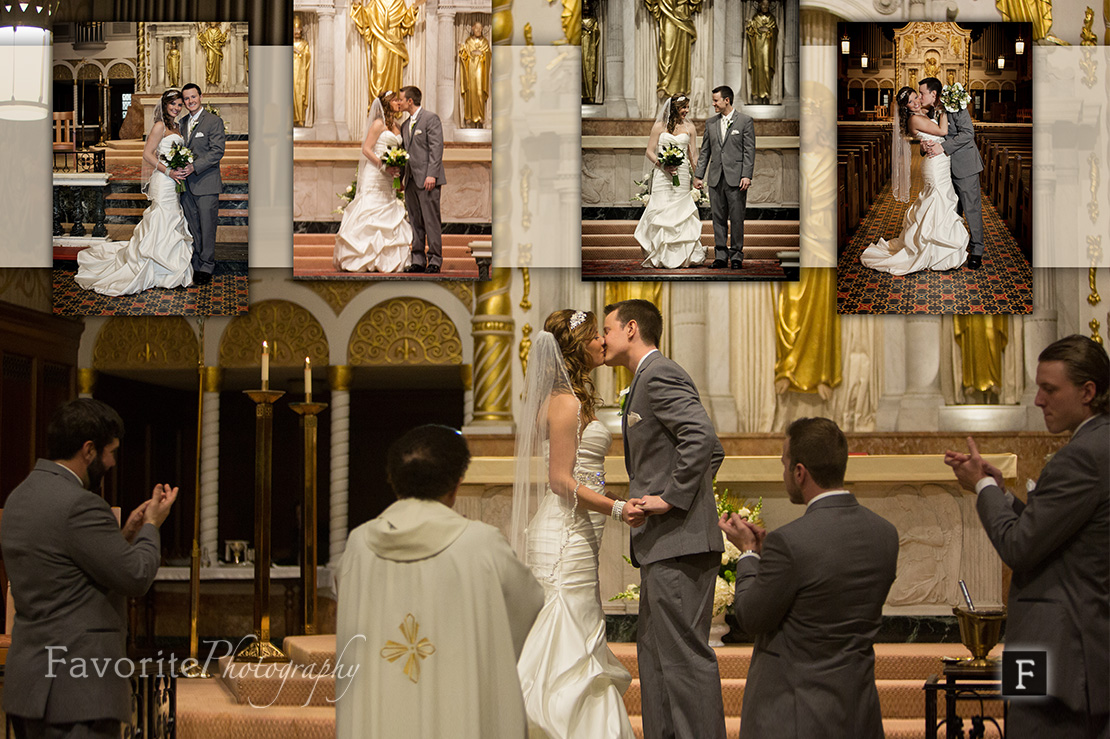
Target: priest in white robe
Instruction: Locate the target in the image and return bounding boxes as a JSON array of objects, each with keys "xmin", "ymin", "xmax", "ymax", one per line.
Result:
[{"xmin": 336, "ymin": 424, "xmax": 544, "ymax": 738}]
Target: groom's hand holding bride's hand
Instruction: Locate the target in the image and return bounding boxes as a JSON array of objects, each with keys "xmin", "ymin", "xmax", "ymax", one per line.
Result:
[
  {"xmin": 622, "ymin": 500, "xmax": 647, "ymax": 527},
  {"xmin": 633, "ymin": 495, "xmax": 673, "ymax": 517},
  {"xmin": 693, "ymin": 177, "xmax": 703, "ymax": 190}
]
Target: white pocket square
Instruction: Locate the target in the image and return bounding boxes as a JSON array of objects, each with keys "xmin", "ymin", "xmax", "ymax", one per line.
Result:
[
  {"xmin": 627, "ymin": 412, "xmax": 642, "ymax": 427},
  {"xmin": 195, "ymin": 132, "xmax": 205, "ymax": 138},
  {"xmin": 415, "ymin": 129, "xmax": 423, "ymax": 136},
  {"xmin": 730, "ymin": 130, "xmax": 739, "ymax": 135}
]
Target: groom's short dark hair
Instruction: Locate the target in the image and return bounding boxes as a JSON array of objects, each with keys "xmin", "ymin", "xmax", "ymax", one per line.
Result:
[
  {"xmin": 401, "ymin": 85, "xmax": 422, "ymax": 106},
  {"xmin": 785, "ymin": 417, "xmax": 847, "ymax": 489},
  {"xmin": 712, "ymin": 85, "xmax": 734, "ymax": 105},
  {"xmin": 182, "ymin": 83, "xmax": 202, "ymax": 97},
  {"xmin": 918, "ymin": 77, "xmax": 942, "ymax": 96},
  {"xmin": 604, "ymin": 299, "xmax": 662, "ymax": 348}
]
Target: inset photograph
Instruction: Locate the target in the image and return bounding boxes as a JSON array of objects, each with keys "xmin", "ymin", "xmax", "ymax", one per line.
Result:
[
  {"xmin": 581, "ymin": 0, "xmax": 800, "ymax": 281},
  {"xmin": 51, "ymin": 20, "xmax": 249, "ymax": 316},
  {"xmin": 836, "ymin": 22, "xmax": 1033, "ymax": 314},
  {"xmin": 292, "ymin": 5, "xmax": 492, "ymax": 281}
]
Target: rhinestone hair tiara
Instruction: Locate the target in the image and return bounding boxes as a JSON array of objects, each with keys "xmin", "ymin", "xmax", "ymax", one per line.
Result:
[{"xmin": 569, "ymin": 310, "xmax": 587, "ymax": 329}]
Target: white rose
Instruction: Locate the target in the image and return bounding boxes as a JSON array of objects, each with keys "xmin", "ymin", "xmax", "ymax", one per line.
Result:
[{"xmin": 736, "ymin": 507, "xmax": 751, "ymax": 520}]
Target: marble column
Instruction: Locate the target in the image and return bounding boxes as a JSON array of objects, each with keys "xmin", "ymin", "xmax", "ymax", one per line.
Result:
[
  {"xmin": 782, "ymin": 3, "xmax": 800, "ymax": 116},
  {"xmin": 77, "ymin": 368, "xmax": 97, "ymax": 399},
  {"xmin": 702, "ymin": 284, "xmax": 738, "ymax": 433},
  {"xmin": 670, "ymin": 286, "xmax": 708, "ymax": 396},
  {"xmin": 314, "ymin": 9, "xmax": 339, "ymax": 140},
  {"xmin": 724, "ymin": 0, "xmax": 744, "ymax": 99},
  {"xmin": 469, "ymin": 268, "xmax": 514, "ymax": 430},
  {"xmin": 601, "ymin": 0, "xmax": 631, "ymax": 118},
  {"xmin": 897, "ymin": 316, "xmax": 944, "ymax": 430},
  {"xmin": 437, "ymin": 8, "xmax": 457, "ymax": 138},
  {"xmin": 799, "ymin": 7, "xmax": 838, "ymax": 269},
  {"xmin": 1022, "ymin": 269, "xmax": 1058, "ymax": 425},
  {"xmin": 328, "ymin": 365, "xmax": 352, "ymax": 567},
  {"xmin": 199, "ymin": 367, "xmax": 222, "ymax": 563}
]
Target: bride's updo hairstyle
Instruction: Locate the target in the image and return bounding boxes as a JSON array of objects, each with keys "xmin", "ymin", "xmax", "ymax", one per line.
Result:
[
  {"xmin": 895, "ymin": 86, "xmax": 915, "ymax": 137},
  {"xmin": 544, "ymin": 309, "xmax": 599, "ymax": 420},
  {"xmin": 160, "ymin": 89, "xmax": 183, "ymax": 131},
  {"xmin": 666, "ymin": 93, "xmax": 690, "ymax": 134},
  {"xmin": 377, "ymin": 89, "xmax": 400, "ymax": 121}
]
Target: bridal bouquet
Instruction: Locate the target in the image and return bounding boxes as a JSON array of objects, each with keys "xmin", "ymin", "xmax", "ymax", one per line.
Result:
[
  {"xmin": 939, "ymin": 82, "xmax": 971, "ymax": 113},
  {"xmin": 335, "ymin": 175, "xmax": 357, "ymax": 214},
  {"xmin": 160, "ymin": 142, "xmax": 195, "ymax": 193},
  {"xmin": 381, "ymin": 146, "xmax": 409, "ymax": 197},
  {"xmin": 658, "ymin": 144, "xmax": 686, "ymax": 187}
]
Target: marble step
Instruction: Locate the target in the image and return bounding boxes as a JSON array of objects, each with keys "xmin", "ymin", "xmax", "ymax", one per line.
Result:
[
  {"xmin": 106, "ymin": 207, "xmax": 247, "ymax": 219},
  {"xmin": 627, "ymin": 716, "xmax": 1000, "ymax": 739},
  {"xmin": 215, "ymin": 655, "xmax": 336, "ymax": 707},
  {"xmin": 292, "ymin": 257, "xmax": 480, "ymax": 276},
  {"xmin": 582, "ymin": 219, "xmax": 799, "ymax": 235},
  {"xmin": 52, "ymin": 223, "xmax": 247, "ymax": 245},
  {"xmin": 176, "ymin": 678, "xmax": 334, "ymax": 739}
]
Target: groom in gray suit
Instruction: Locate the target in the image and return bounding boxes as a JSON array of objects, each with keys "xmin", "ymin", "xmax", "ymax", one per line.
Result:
[
  {"xmin": 721, "ymin": 417, "xmax": 898, "ymax": 739},
  {"xmin": 602, "ymin": 299, "xmax": 726, "ymax": 739},
  {"xmin": 176, "ymin": 83, "xmax": 226, "ymax": 285},
  {"xmin": 919, "ymin": 76, "xmax": 985, "ymax": 269},
  {"xmin": 399, "ymin": 86, "xmax": 447, "ymax": 274},
  {"xmin": 947, "ymin": 335, "xmax": 1108, "ymax": 739},
  {"xmin": 693, "ymin": 85, "xmax": 756, "ymax": 270}
]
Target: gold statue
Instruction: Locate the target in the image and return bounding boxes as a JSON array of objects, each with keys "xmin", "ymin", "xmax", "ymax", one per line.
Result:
[
  {"xmin": 350, "ymin": 0, "xmax": 419, "ymax": 104},
  {"xmin": 458, "ymin": 21, "xmax": 492, "ymax": 127},
  {"xmin": 293, "ymin": 14, "xmax": 312, "ymax": 126},
  {"xmin": 166, "ymin": 38, "xmax": 181, "ymax": 88},
  {"xmin": 550, "ymin": 0, "xmax": 581, "ymax": 45},
  {"xmin": 1080, "ymin": 6, "xmax": 1097, "ymax": 45},
  {"xmin": 196, "ymin": 22, "xmax": 230, "ymax": 87},
  {"xmin": 924, "ymin": 55, "xmax": 940, "ymax": 79},
  {"xmin": 774, "ymin": 270, "xmax": 841, "ymax": 400},
  {"xmin": 643, "ymin": 0, "xmax": 704, "ymax": 98},
  {"xmin": 582, "ymin": 12, "xmax": 600, "ymax": 103},
  {"xmin": 994, "ymin": 0, "xmax": 1068, "ymax": 45},
  {"xmin": 745, "ymin": 0, "xmax": 776, "ymax": 103},
  {"xmin": 954, "ymin": 315, "xmax": 1008, "ymax": 396}
]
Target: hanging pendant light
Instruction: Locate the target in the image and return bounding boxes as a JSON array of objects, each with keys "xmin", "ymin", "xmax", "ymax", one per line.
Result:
[
  {"xmin": 997, "ymin": 55, "xmax": 1006, "ymax": 70},
  {"xmin": 861, "ymin": 52, "xmax": 869, "ymax": 69},
  {"xmin": 0, "ymin": 2, "xmax": 55, "ymax": 121},
  {"xmin": 841, "ymin": 34, "xmax": 850, "ymax": 55},
  {"xmin": 1015, "ymin": 36, "xmax": 1025, "ymax": 55}
]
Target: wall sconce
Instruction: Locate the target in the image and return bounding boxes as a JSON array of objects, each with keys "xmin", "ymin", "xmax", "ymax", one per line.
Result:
[
  {"xmin": 1015, "ymin": 36, "xmax": 1024, "ymax": 55},
  {"xmin": 841, "ymin": 35, "xmax": 850, "ymax": 55},
  {"xmin": 861, "ymin": 52, "xmax": 868, "ymax": 69},
  {"xmin": 0, "ymin": 2, "xmax": 55, "ymax": 121},
  {"xmin": 997, "ymin": 55, "xmax": 1006, "ymax": 70}
]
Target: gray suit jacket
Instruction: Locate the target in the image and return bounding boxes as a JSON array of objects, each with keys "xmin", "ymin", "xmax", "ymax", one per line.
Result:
[
  {"xmin": 939, "ymin": 107, "xmax": 982, "ymax": 179},
  {"xmin": 694, "ymin": 111, "xmax": 756, "ymax": 187},
  {"xmin": 1, "ymin": 460, "xmax": 161, "ymax": 723},
  {"xmin": 623, "ymin": 351, "xmax": 724, "ymax": 565},
  {"xmin": 977, "ymin": 413, "xmax": 1109, "ymax": 716},
  {"xmin": 401, "ymin": 108, "xmax": 446, "ymax": 186},
  {"xmin": 183, "ymin": 108, "xmax": 225, "ymax": 197},
  {"xmin": 733, "ymin": 493, "xmax": 898, "ymax": 739}
]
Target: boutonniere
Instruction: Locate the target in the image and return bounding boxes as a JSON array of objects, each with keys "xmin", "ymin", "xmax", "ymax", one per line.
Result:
[{"xmin": 618, "ymin": 387, "xmax": 630, "ymax": 416}]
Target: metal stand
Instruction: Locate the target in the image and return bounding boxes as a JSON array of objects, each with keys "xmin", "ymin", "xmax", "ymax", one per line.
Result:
[{"xmin": 289, "ymin": 401, "xmax": 327, "ymax": 635}]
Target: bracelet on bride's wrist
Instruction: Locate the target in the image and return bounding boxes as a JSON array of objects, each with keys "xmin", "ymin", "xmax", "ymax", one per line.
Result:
[{"xmin": 611, "ymin": 499, "xmax": 626, "ymax": 522}]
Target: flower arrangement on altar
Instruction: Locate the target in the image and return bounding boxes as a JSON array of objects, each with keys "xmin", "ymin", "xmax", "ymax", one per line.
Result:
[{"xmin": 335, "ymin": 174, "xmax": 357, "ymax": 214}]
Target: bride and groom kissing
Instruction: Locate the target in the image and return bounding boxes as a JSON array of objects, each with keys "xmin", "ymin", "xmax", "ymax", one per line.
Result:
[
  {"xmin": 76, "ymin": 85, "xmax": 225, "ymax": 296},
  {"xmin": 862, "ymin": 76, "xmax": 986, "ymax": 276},
  {"xmin": 635, "ymin": 86, "xmax": 755, "ymax": 270},
  {"xmin": 514, "ymin": 300, "xmax": 727, "ymax": 739},
  {"xmin": 333, "ymin": 86, "xmax": 446, "ymax": 274}
]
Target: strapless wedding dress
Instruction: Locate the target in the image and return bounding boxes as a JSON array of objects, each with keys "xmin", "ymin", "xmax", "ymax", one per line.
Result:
[
  {"xmin": 75, "ymin": 133, "xmax": 194, "ymax": 295},
  {"xmin": 518, "ymin": 420, "xmax": 635, "ymax": 739},
  {"xmin": 334, "ymin": 129, "xmax": 413, "ymax": 272},
  {"xmin": 634, "ymin": 131, "xmax": 706, "ymax": 269},
  {"xmin": 861, "ymin": 131, "xmax": 969, "ymax": 275}
]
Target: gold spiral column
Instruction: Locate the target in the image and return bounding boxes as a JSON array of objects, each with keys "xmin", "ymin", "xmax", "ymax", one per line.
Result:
[
  {"xmin": 471, "ymin": 268, "xmax": 514, "ymax": 425},
  {"xmin": 492, "ymin": 0, "xmax": 513, "ymax": 44}
]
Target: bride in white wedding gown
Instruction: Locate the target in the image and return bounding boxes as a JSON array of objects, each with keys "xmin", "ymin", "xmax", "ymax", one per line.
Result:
[
  {"xmin": 861, "ymin": 86, "xmax": 969, "ymax": 275},
  {"xmin": 513, "ymin": 310, "xmax": 636, "ymax": 739},
  {"xmin": 333, "ymin": 90, "xmax": 412, "ymax": 272},
  {"xmin": 634, "ymin": 94, "xmax": 706, "ymax": 269},
  {"xmin": 76, "ymin": 89, "xmax": 194, "ymax": 296}
]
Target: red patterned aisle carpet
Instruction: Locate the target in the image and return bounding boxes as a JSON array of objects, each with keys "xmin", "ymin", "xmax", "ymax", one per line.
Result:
[
  {"xmin": 52, "ymin": 262, "xmax": 249, "ymax": 317},
  {"xmin": 837, "ymin": 182, "xmax": 1032, "ymax": 314}
]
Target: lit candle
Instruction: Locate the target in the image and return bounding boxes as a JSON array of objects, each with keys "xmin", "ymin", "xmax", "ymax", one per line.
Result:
[
  {"xmin": 304, "ymin": 357, "xmax": 312, "ymax": 403},
  {"xmin": 261, "ymin": 341, "xmax": 269, "ymax": 388}
]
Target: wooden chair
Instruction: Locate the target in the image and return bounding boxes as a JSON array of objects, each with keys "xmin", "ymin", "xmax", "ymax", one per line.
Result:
[{"xmin": 53, "ymin": 111, "xmax": 77, "ymax": 170}]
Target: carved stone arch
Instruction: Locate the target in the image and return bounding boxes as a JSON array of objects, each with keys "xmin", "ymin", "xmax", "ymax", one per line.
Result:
[
  {"xmin": 348, "ymin": 298, "xmax": 464, "ymax": 366},
  {"xmin": 863, "ymin": 78, "xmax": 879, "ymax": 90},
  {"xmin": 879, "ymin": 79, "xmax": 894, "ymax": 89},
  {"xmin": 986, "ymin": 80, "xmax": 1000, "ymax": 92},
  {"xmin": 970, "ymin": 79, "xmax": 985, "ymax": 90},
  {"xmin": 847, "ymin": 78, "xmax": 864, "ymax": 90},
  {"xmin": 219, "ymin": 299, "xmax": 329, "ymax": 367},
  {"xmin": 54, "ymin": 64, "xmax": 73, "ymax": 81},
  {"xmin": 78, "ymin": 64, "xmax": 103, "ymax": 80},
  {"xmin": 108, "ymin": 61, "xmax": 134, "ymax": 79},
  {"xmin": 1001, "ymin": 80, "xmax": 1016, "ymax": 92},
  {"xmin": 92, "ymin": 317, "xmax": 198, "ymax": 369}
]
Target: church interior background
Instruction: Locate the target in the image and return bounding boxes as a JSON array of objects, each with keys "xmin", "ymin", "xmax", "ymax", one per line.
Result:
[{"xmin": 0, "ymin": 0, "xmax": 1108, "ymax": 734}]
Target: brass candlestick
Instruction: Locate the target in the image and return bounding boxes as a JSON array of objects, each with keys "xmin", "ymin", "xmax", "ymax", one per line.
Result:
[
  {"xmin": 182, "ymin": 317, "xmax": 211, "ymax": 678},
  {"xmin": 235, "ymin": 389, "xmax": 289, "ymax": 663},
  {"xmin": 290, "ymin": 401, "xmax": 327, "ymax": 635}
]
